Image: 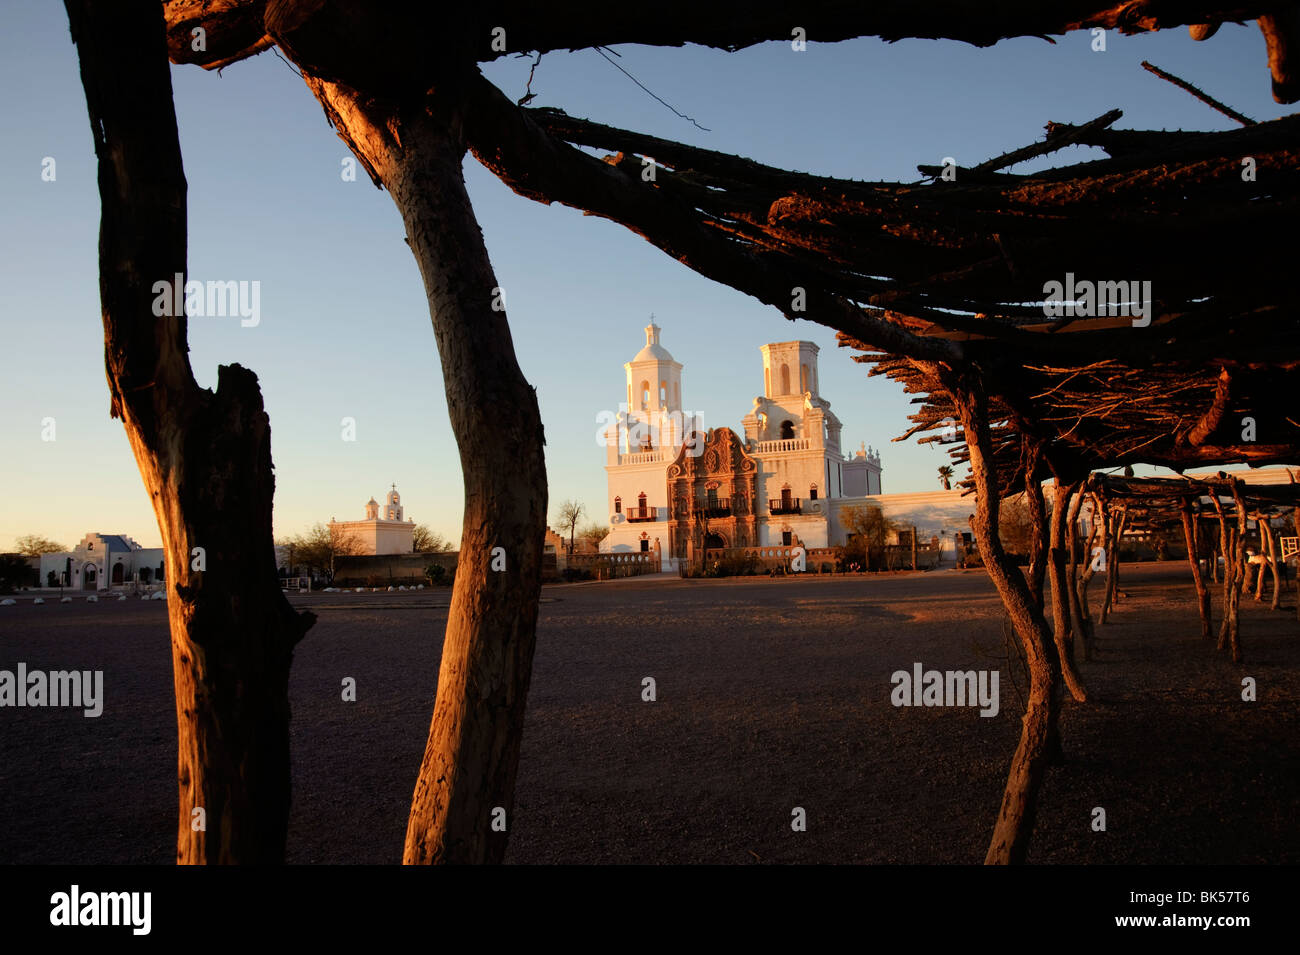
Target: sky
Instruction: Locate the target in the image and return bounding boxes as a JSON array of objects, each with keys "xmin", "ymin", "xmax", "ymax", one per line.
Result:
[{"xmin": 1, "ymin": 3, "xmax": 1291, "ymax": 550}]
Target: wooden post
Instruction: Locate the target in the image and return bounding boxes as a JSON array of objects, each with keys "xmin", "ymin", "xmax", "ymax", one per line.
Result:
[
  {"xmin": 1049, "ymin": 479, "xmax": 1087, "ymax": 701},
  {"xmin": 938, "ymin": 367, "xmax": 1060, "ymax": 866},
  {"xmin": 286, "ymin": 71, "xmax": 548, "ymax": 863},
  {"xmin": 64, "ymin": 0, "xmax": 315, "ymax": 863},
  {"xmin": 1228, "ymin": 483, "xmax": 1248, "ymax": 662},
  {"xmin": 1065, "ymin": 485, "xmax": 1086, "ymax": 654},
  {"xmin": 1024, "ymin": 456, "xmax": 1049, "ymax": 610},
  {"xmin": 1181, "ymin": 499, "xmax": 1212, "ymax": 640},
  {"xmin": 1260, "ymin": 513, "xmax": 1282, "ymax": 610},
  {"xmin": 1076, "ymin": 493, "xmax": 1103, "ymax": 660},
  {"xmin": 1101, "ymin": 503, "xmax": 1126, "ymax": 623}
]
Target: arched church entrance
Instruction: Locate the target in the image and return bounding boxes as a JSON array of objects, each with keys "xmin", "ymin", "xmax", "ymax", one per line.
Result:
[
  {"xmin": 82, "ymin": 563, "xmax": 97, "ymax": 590},
  {"xmin": 111, "ymin": 562, "xmax": 124, "ymax": 585},
  {"xmin": 704, "ymin": 532, "xmax": 727, "ymax": 550}
]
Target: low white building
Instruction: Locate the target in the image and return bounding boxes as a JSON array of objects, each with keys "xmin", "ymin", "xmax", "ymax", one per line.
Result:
[
  {"xmin": 328, "ymin": 485, "xmax": 415, "ymax": 555},
  {"xmin": 38, "ymin": 533, "xmax": 165, "ymax": 591}
]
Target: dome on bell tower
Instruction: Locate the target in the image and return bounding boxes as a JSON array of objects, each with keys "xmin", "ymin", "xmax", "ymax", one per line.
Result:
[
  {"xmin": 384, "ymin": 484, "xmax": 404, "ymax": 521},
  {"xmin": 624, "ymin": 317, "xmax": 684, "ymax": 416},
  {"xmin": 632, "ymin": 322, "xmax": 674, "ymax": 363}
]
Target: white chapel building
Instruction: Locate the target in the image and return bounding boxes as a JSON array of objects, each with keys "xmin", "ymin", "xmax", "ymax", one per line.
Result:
[
  {"xmin": 329, "ymin": 485, "xmax": 415, "ymax": 555},
  {"xmin": 600, "ymin": 323, "xmax": 885, "ymax": 564}
]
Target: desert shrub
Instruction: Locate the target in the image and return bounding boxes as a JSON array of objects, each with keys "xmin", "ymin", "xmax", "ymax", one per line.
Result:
[{"xmin": 426, "ymin": 562, "xmax": 458, "ymax": 586}]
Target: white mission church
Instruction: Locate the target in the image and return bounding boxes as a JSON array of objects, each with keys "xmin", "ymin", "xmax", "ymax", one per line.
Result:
[{"xmin": 597, "ymin": 322, "xmax": 975, "ymax": 568}]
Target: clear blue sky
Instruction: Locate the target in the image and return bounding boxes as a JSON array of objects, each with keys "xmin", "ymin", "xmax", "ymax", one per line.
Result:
[{"xmin": 1, "ymin": 2, "xmax": 1287, "ymax": 549}]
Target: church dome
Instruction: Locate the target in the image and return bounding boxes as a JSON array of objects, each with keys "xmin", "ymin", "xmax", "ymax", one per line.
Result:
[
  {"xmin": 631, "ymin": 321, "xmax": 674, "ymax": 363},
  {"xmin": 367, "ymin": 497, "xmax": 378, "ymax": 506},
  {"xmin": 633, "ymin": 341, "xmax": 674, "ymax": 362}
]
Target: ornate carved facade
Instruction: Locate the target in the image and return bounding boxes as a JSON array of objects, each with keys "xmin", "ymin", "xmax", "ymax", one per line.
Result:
[{"xmin": 667, "ymin": 427, "xmax": 760, "ymax": 559}]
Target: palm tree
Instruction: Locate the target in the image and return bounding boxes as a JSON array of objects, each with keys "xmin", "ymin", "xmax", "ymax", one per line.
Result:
[{"xmin": 938, "ymin": 465, "xmax": 955, "ymax": 491}]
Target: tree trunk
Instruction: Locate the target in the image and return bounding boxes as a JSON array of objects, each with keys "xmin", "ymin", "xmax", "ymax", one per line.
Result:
[
  {"xmin": 1048, "ymin": 480, "xmax": 1087, "ymax": 701},
  {"xmin": 1024, "ymin": 460, "xmax": 1049, "ymax": 610},
  {"xmin": 1075, "ymin": 494, "xmax": 1102, "ymax": 661},
  {"xmin": 1212, "ymin": 494, "xmax": 1239, "ymax": 657},
  {"xmin": 1101, "ymin": 505, "xmax": 1125, "ymax": 623},
  {"xmin": 296, "ymin": 75, "xmax": 547, "ymax": 864},
  {"xmin": 1228, "ymin": 485, "xmax": 1248, "ymax": 662},
  {"xmin": 1210, "ymin": 521, "xmax": 1221, "ymax": 582},
  {"xmin": 1181, "ymin": 501, "xmax": 1212, "ymax": 640},
  {"xmin": 938, "ymin": 368, "xmax": 1060, "ymax": 865},
  {"xmin": 1261, "ymin": 514, "xmax": 1282, "ymax": 610},
  {"xmin": 1065, "ymin": 485, "xmax": 1087, "ymax": 652},
  {"xmin": 64, "ymin": 0, "xmax": 314, "ymax": 863}
]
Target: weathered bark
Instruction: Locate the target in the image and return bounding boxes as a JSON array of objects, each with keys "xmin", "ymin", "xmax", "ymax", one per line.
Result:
[
  {"xmin": 65, "ymin": 0, "xmax": 313, "ymax": 863},
  {"xmin": 1048, "ymin": 480, "xmax": 1087, "ymax": 701},
  {"xmin": 1181, "ymin": 501, "xmax": 1212, "ymax": 640},
  {"xmin": 1228, "ymin": 485, "xmax": 1248, "ymax": 661},
  {"xmin": 1101, "ymin": 504, "xmax": 1126, "ymax": 622},
  {"xmin": 936, "ymin": 367, "xmax": 1060, "ymax": 865},
  {"xmin": 1075, "ymin": 494, "xmax": 1102, "ymax": 660},
  {"xmin": 1024, "ymin": 455, "xmax": 1049, "ymax": 609},
  {"xmin": 1260, "ymin": 514, "xmax": 1282, "ymax": 610},
  {"xmin": 1210, "ymin": 520, "xmax": 1221, "ymax": 582},
  {"xmin": 1212, "ymin": 492, "xmax": 1244, "ymax": 661},
  {"xmin": 288, "ymin": 70, "xmax": 547, "ymax": 863},
  {"xmin": 169, "ymin": 2, "xmax": 1298, "ymax": 76},
  {"xmin": 1065, "ymin": 485, "xmax": 1087, "ymax": 650}
]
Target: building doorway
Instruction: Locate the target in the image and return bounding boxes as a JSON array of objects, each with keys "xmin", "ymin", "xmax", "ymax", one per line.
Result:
[
  {"xmin": 112, "ymin": 563, "xmax": 124, "ymax": 585},
  {"xmin": 704, "ymin": 532, "xmax": 726, "ymax": 550},
  {"xmin": 82, "ymin": 563, "xmax": 97, "ymax": 590}
]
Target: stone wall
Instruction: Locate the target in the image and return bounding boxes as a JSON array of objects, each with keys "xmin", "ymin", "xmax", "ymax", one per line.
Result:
[{"xmin": 333, "ymin": 550, "xmax": 559, "ymax": 586}]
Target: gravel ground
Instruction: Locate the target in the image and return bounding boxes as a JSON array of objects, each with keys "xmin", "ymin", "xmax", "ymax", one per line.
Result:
[{"xmin": 1, "ymin": 563, "xmax": 1296, "ymax": 864}]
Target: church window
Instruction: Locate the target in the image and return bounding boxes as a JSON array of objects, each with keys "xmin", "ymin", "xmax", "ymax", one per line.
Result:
[
  {"xmin": 809, "ymin": 485, "xmax": 818, "ymax": 500},
  {"xmin": 782, "ymin": 531, "xmax": 792, "ymax": 546},
  {"xmin": 780, "ymin": 364, "xmax": 790, "ymax": 394},
  {"xmin": 660, "ymin": 381, "xmax": 667, "ymax": 404},
  {"xmin": 780, "ymin": 420, "xmax": 795, "ymax": 440},
  {"xmin": 614, "ymin": 497, "xmax": 622, "ymax": 514},
  {"xmin": 640, "ymin": 539, "xmax": 649, "ymax": 553},
  {"xmin": 640, "ymin": 380, "xmax": 650, "ymax": 409}
]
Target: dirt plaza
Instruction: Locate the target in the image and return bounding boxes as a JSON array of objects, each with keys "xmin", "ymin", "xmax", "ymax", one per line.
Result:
[{"xmin": 1, "ymin": 564, "xmax": 1296, "ymax": 864}]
